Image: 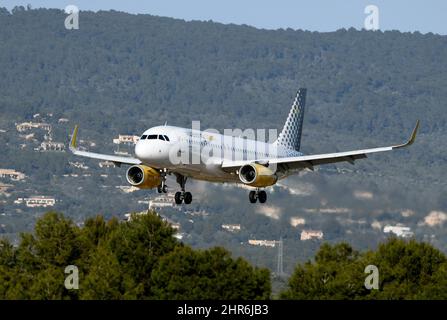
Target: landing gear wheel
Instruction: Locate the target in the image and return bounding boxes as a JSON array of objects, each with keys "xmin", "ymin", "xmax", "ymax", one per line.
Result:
[
  {"xmin": 162, "ymin": 185, "xmax": 168, "ymax": 193},
  {"xmin": 174, "ymin": 192, "xmax": 183, "ymax": 205},
  {"xmin": 157, "ymin": 185, "xmax": 163, "ymax": 193},
  {"xmin": 249, "ymin": 191, "xmax": 257, "ymax": 203},
  {"xmin": 184, "ymin": 192, "xmax": 192, "ymax": 204},
  {"xmin": 174, "ymin": 173, "xmax": 193, "ymax": 205},
  {"xmin": 258, "ymin": 190, "xmax": 267, "ymax": 203}
]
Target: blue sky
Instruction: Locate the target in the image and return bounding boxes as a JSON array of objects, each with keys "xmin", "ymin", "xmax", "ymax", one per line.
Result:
[{"xmin": 1, "ymin": 0, "xmax": 447, "ymax": 35}]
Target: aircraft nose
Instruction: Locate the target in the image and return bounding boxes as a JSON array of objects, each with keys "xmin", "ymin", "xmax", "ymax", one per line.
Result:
[{"xmin": 135, "ymin": 141, "xmax": 149, "ymax": 160}]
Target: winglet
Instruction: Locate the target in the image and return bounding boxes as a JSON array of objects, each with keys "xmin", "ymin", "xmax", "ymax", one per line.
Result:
[
  {"xmin": 394, "ymin": 120, "xmax": 420, "ymax": 149},
  {"xmin": 70, "ymin": 125, "xmax": 79, "ymax": 150}
]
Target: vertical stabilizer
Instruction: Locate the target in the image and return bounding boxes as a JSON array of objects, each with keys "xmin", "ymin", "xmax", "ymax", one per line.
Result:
[{"xmin": 275, "ymin": 88, "xmax": 307, "ymax": 151}]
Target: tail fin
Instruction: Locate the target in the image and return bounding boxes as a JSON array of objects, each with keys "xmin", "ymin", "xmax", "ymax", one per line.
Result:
[{"xmin": 275, "ymin": 88, "xmax": 307, "ymax": 151}]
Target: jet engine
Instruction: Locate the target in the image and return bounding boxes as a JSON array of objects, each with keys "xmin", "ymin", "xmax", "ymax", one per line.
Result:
[
  {"xmin": 126, "ymin": 165, "xmax": 161, "ymax": 189},
  {"xmin": 238, "ymin": 163, "xmax": 277, "ymax": 187}
]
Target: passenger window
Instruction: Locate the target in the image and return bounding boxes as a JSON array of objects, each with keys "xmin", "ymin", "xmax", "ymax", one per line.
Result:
[
  {"xmin": 159, "ymin": 135, "xmax": 165, "ymax": 141},
  {"xmin": 141, "ymin": 135, "xmax": 147, "ymax": 140},
  {"xmin": 164, "ymin": 135, "xmax": 170, "ymax": 141},
  {"xmin": 148, "ymin": 135, "xmax": 157, "ymax": 139}
]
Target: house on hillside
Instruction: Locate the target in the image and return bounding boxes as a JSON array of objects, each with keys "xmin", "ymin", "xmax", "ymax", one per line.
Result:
[{"xmin": 300, "ymin": 230, "xmax": 324, "ymax": 241}]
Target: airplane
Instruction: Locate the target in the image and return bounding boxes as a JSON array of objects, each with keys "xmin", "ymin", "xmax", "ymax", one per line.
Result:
[{"xmin": 69, "ymin": 88, "xmax": 419, "ymax": 204}]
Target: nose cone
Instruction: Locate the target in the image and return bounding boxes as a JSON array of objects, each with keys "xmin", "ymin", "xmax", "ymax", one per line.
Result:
[
  {"xmin": 135, "ymin": 140, "xmax": 169, "ymax": 164},
  {"xmin": 135, "ymin": 141, "xmax": 150, "ymax": 160}
]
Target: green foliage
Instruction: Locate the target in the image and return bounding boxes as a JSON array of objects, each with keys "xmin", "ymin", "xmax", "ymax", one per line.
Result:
[
  {"xmin": 107, "ymin": 213, "xmax": 178, "ymax": 290},
  {"xmin": 1, "ymin": 212, "xmax": 445, "ymax": 300},
  {"xmin": 33, "ymin": 212, "xmax": 82, "ymax": 266},
  {"xmin": 0, "ymin": 211, "xmax": 271, "ymax": 299},
  {"xmin": 367, "ymin": 238, "xmax": 447, "ymax": 299},
  {"xmin": 281, "ymin": 238, "xmax": 447, "ymax": 300},
  {"xmin": 151, "ymin": 246, "xmax": 271, "ymax": 299},
  {"xmin": 80, "ymin": 244, "xmax": 126, "ymax": 300},
  {"xmin": 281, "ymin": 243, "xmax": 368, "ymax": 299}
]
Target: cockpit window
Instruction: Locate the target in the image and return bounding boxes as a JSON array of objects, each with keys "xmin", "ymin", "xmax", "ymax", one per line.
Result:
[{"xmin": 143, "ymin": 134, "xmax": 170, "ymax": 141}]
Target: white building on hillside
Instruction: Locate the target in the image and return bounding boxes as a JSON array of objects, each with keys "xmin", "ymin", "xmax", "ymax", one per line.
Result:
[
  {"xmin": 222, "ymin": 224, "xmax": 241, "ymax": 232},
  {"xmin": 149, "ymin": 194, "xmax": 176, "ymax": 209},
  {"xmin": 113, "ymin": 135, "xmax": 139, "ymax": 145},
  {"xmin": 16, "ymin": 122, "xmax": 51, "ymax": 132},
  {"xmin": 300, "ymin": 230, "xmax": 324, "ymax": 241},
  {"xmin": 36, "ymin": 141, "xmax": 65, "ymax": 152},
  {"xmin": 14, "ymin": 196, "xmax": 56, "ymax": 208},
  {"xmin": 248, "ymin": 239, "xmax": 277, "ymax": 248},
  {"xmin": 383, "ymin": 225, "xmax": 414, "ymax": 238},
  {"xmin": 0, "ymin": 169, "xmax": 26, "ymax": 181},
  {"xmin": 99, "ymin": 161, "xmax": 116, "ymax": 168},
  {"xmin": 69, "ymin": 161, "xmax": 89, "ymax": 170}
]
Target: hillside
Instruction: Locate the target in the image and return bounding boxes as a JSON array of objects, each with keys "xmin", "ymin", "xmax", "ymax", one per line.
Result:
[{"xmin": 0, "ymin": 7, "xmax": 446, "ymax": 274}]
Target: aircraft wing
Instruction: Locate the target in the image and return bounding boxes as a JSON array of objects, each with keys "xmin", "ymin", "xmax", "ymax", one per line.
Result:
[
  {"xmin": 222, "ymin": 121, "xmax": 419, "ymax": 171},
  {"xmin": 68, "ymin": 126, "xmax": 142, "ymax": 166}
]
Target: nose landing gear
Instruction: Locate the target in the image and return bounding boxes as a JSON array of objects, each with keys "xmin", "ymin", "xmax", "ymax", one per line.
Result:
[
  {"xmin": 157, "ymin": 184, "xmax": 168, "ymax": 193},
  {"xmin": 174, "ymin": 174, "xmax": 192, "ymax": 205},
  {"xmin": 157, "ymin": 170, "xmax": 168, "ymax": 193},
  {"xmin": 249, "ymin": 189, "xmax": 267, "ymax": 203}
]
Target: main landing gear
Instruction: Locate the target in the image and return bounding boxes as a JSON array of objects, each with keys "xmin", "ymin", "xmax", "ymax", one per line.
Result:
[
  {"xmin": 249, "ymin": 189, "xmax": 267, "ymax": 203},
  {"xmin": 174, "ymin": 174, "xmax": 192, "ymax": 205}
]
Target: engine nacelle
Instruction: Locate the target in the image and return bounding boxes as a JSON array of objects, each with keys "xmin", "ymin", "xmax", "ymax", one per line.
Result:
[
  {"xmin": 238, "ymin": 163, "xmax": 277, "ymax": 187},
  {"xmin": 126, "ymin": 165, "xmax": 161, "ymax": 189}
]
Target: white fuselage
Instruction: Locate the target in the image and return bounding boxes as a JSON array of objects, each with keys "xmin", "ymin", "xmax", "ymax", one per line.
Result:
[{"xmin": 134, "ymin": 125, "xmax": 302, "ymax": 183}]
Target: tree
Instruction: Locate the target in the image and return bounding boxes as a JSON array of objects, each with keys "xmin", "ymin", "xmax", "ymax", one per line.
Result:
[
  {"xmin": 0, "ymin": 211, "xmax": 271, "ymax": 299},
  {"xmin": 80, "ymin": 244, "xmax": 126, "ymax": 300},
  {"xmin": 33, "ymin": 211, "xmax": 82, "ymax": 266},
  {"xmin": 281, "ymin": 243, "xmax": 367, "ymax": 300},
  {"xmin": 106, "ymin": 212, "xmax": 179, "ymax": 297},
  {"xmin": 281, "ymin": 239, "xmax": 447, "ymax": 300},
  {"xmin": 150, "ymin": 246, "xmax": 271, "ymax": 299},
  {"xmin": 366, "ymin": 238, "xmax": 447, "ymax": 299}
]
